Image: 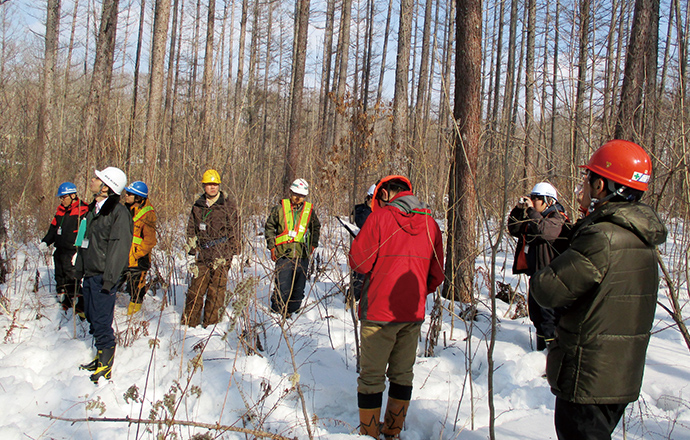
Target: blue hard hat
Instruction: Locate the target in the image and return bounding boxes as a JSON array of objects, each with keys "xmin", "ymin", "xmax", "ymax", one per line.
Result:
[
  {"xmin": 56, "ymin": 182, "xmax": 77, "ymax": 197},
  {"xmin": 125, "ymin": 181, "xmax": 149, "ymax": 198}
]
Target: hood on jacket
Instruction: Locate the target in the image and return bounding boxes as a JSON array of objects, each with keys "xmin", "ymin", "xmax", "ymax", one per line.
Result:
[
  {"xmin": 581, "ymin": 202, "xmax": 667, "ymax": 247},
  {"xmin": 383, "ymin": 191, "xmax": 433, "ymax": 236}
]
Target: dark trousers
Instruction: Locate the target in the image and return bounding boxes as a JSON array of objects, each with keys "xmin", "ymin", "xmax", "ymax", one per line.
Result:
[
  {"xmin": 349, "ymin": 271, "xmax": 366, "ymax": 301},
  {"xmin": 555, "ymin": 397, "xmax": 627, "ymax": 440},
  {"xmin": 528, "ymin": 291, "xmax": 559, "ymax": 350},
  {"xmin": 271, "ymin": 257, "xmax": 309, "ymax": 315},
  {"xmin": 82, "ymin": 274, "xmax": 117, "ymax": 349},
  {"xmin": 123, "ymin": 267, "xmax": 148, "ymax": 304},
  {"xmin": 182, "ymin": 263, "xmax": 228, "ymax": 327},
  {"xmin": 53, "ymin": 248, "xmax": 83, "ymax": 312}
]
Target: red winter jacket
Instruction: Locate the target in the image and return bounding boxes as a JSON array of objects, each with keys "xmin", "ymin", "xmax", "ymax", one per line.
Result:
[{"xmin": 349, "ymin": 191, "xmax": 444, "ymax": 322}]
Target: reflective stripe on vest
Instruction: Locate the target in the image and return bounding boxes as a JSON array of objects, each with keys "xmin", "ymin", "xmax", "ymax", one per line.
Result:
[
  {"xmin": 275, "ymin": 199, "xmax": 312, "ymax": 246},
  {"xmin": 132, "ymin": 205, "xmax": 154, "ymax": 245}
]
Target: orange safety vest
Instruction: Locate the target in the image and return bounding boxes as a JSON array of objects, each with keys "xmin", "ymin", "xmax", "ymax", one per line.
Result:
[
  {"xmin": 132, "ymin": 205, "xmax": 154, "ymax": 245},
  {"xmin": 275, "ymin": 199, "xmax": 312, "ymax": 246}
]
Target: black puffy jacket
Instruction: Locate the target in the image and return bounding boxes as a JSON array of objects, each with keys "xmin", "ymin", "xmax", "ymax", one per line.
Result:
[
  {"xmin": 75, "ymin": 196, "xmax": 133, "ymax": 292},
  {"xmin": 531, "ymin": 201, "xmax": 667, "ymax": 404}
]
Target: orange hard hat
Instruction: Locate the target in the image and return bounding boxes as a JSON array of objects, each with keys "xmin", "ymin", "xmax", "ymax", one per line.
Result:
[
  {"xmin": 371, "ymin": 175, "xmax": 413, "ymax": 211},
  {"xmin": 581, "ymin": 140, "xmax": 651, "ymax": 192}
]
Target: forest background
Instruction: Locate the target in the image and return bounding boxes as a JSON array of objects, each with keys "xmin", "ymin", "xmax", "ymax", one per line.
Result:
[{"xmin": 0, "ymin": 0, "xmax": 688, "ymax": 341}]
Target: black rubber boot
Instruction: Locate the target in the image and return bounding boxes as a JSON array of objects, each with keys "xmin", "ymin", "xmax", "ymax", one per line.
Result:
[
  {"xmin": 80, "ymin": 354, "xmax": 99, "ymax": 372},
  {"xmin": 90, "ymin": 347, "xmax": 115, "ymax": 383}
]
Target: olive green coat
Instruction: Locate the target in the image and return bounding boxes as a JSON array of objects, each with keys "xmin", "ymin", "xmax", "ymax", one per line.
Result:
[
  {"xmin": 264, "ymin": 200, "xmax": 321, "ymax": 259},
  {"xmin": 530, "ymin": 201, "xmax": 667, "ymax": 404}
]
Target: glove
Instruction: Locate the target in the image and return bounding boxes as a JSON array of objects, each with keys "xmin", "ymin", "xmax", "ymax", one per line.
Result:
[
  {"xmin": 38, "ymin": 242, "xmax": 49, "ymax": 252},
  {"xmin": 231, "ymin": 255, "xmax": 242, "ymax": 271},
  {"xmin": 187, "ymin": 255, "xmax": 199, "ymax": 277},
  {"xmin": 270, "ymin": 248, "xmax": 277, "ymax": 262}
]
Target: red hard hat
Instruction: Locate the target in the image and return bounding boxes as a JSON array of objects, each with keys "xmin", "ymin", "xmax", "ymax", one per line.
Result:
[
  {"xmin": 372, "ymin": 175, "xmax": 413, "ymax": 211},
  {"xmin": 581, "ymin": 139, "xmax": 651, "ymax": 191}
]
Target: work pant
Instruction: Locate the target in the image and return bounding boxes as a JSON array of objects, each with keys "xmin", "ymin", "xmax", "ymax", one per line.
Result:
[
  {"xmin": 182, "ymin": 262, "xmax": 228, "ymax": 327},
  {"xmin": 53, "ymin": 248, "xmax": 83, "ymax": 312},
  {"xmin": 271, "ymin": 257, "xmax": 309, "ymax": 316},
  {"xmin": 528, "ymin": 289, "xmax": 559, "ymax": 350},
  {"xmin": 82, "ymin": 274, "xmax": 117, "ymax": 349},
  {"xmin": 555, "ymin": 397, "xmax": 627, "ymax": 440},
  {"xmin": 358, "ymin": 321, "xmax": 422, "ymax": 395},
  {"xmin": 123, "ymin": 267, "xmax": 148, "ymax": 304}
]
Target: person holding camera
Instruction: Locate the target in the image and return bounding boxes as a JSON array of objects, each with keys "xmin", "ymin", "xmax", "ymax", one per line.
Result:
[{"xmin": 507, "ymin": 182, "xmax": 570, "ymax": 351}]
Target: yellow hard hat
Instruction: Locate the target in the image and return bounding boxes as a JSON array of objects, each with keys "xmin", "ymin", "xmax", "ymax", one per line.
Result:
[{"xmin": 201, "ymin": 169, "xmax": 221, "ymax": 184}]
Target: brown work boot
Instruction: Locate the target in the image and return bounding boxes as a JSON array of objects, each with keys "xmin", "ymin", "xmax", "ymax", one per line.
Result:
[
  {"xmin": 359, "ymin": 407, "xmax": 381, "ymax": 438},
  {"xmin": 381, "ymin": 397, "xmax": 410, "ymax": 439}
]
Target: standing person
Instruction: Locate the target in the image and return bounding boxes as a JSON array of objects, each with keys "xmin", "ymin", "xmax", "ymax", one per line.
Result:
[
  {"xmin": 264, "ymin": 178, "xmax": 321, "ymax": 318},
  {"xmin": 531, "ymin": 140, "xmax": 667, "ymax": 440},
  {"xmin": 349, "ymin": 184, "xmax": 376, "ymax": 301},
  {"xmin": 507, "ymin": 182, "xmax": 570, "ymax": 351},
  {"xmin": 41, "ymin": 182, "xmax": 89, "ymax": 315},
  {"xmin": 182, "ymin": 169, "xmax": 241, "ymax": 328},
  {"xmin": 77, "ymin": 167, "xmax": 133, "ymax": 383},
  {"xmin": 122, "ymin": 181, "xmax": 157, "ymax": 315},
  {"xmin": 349, "ymin": 175, "xmax": 444, "ymax": 439}
]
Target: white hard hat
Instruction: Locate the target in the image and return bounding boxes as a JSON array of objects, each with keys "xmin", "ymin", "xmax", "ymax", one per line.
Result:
[
  {"xmin": 290, "ymin": 178, "xmax": 309, "ymax": 196},
  {"xmin": 95, "ymin": 167, "xmax": 127, "ymax": 195},
  {"xmin": 367, "ymin": 184, "xmax": 376, "ymax": 196},
  {"xmin": 530, "ymin": 182, "xmax": 558, "ymax": 201}
]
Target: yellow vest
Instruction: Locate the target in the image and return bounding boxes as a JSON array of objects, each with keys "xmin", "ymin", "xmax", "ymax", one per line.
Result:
[{"xmin": 275, "ymin": 199, "xmax": 312, "ymax": 245}]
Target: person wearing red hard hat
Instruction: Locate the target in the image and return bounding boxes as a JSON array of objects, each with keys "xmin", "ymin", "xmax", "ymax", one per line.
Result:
[
  {"xmin": 530, "ymin": 140, "xmax": 667, "ymax": 440},
  {"xmin": 349, "ymin": 175, "xmax": 444, "ymax": 438}
]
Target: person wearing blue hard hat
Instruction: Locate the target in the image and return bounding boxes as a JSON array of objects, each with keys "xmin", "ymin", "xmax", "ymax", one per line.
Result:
[
  {"xmin": 41, "ymin": 182, "xmax": 89, "ymax": 315},
  {"xmin": 122, "ymin": 181, "xmax": 157, "ymax": 315}
]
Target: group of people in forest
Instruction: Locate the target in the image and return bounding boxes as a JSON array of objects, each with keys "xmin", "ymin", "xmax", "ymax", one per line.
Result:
[{"xmin": 40, "ymin": 139, "xmax": 666, "ymax": 440}]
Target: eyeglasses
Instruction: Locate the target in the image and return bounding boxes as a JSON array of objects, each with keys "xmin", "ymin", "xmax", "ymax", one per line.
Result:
[
  {"xmin": 59, "ymin": 194, "xmax": 72, "ymax": 200},
  {"xmin": 529, "ymin": 195, "xmax": 544, "ymax": 202}
]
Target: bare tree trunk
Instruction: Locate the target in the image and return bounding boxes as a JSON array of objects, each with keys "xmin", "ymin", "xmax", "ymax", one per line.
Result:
[
  {"xmin": 615, "ymin": 0, "xmax": 654, "ymax": 141},
  {"xmin": 81, "ymin": 0, "xmax": 120, "ymax": 168},
  {"xmin": 524, "ymin": 0, "xmax": 536, "ymax": 185},
  {"xmin": 234, "ymin": 0, "xmax": 248, "ymax": 124},
  {"xmin": 143, "ymin": 0, "xmax": 172, "ymax": 182},
  {"xmin": 603, "ymin": 0, "xmax": 620, "ymax": 141},
  {"xmin": 318, "ymin": 0, "xmax": 335, "ymax": 149},
  {"xmin": 376, "ymin": 0, "xmax": 393, "ymax": 104},
  {"xmin": 331, "ymin": 0, "xmax": 353, "ymax": 147},
  {"xmin": 391, "ymin": 0, "xmax": 413, "ymax": 170},
  {"xmin": 163, "ymin": 0, "xmax": 181, "ymax": 163},
  {"xmin": 572, "ymin": 0, "xmax": 590, "ymax": 173},
  {"xmin": 282, "ymin": 0, "xmax": 311, "ymax": 191},
  {"xmin": 125, "ymin": 0, "xmax": 147, "ymax": 175},
  {"xmin": 443, "ymin": 0, "xmax": 481, "ymax": 306},
  {"xmin": 412, "ymin": 0, "xmax": 433, "ymax": 177},
  {"xmin": 548, "ymin": 0, "xmax": 560, "ymax": 179},
  {"xmin": 200, "ymin": 0, "xmax": 216, "ymax": 156},
  {"xmin": 36, "ymin": 0, "xmax": 61, "ymax": 198}
]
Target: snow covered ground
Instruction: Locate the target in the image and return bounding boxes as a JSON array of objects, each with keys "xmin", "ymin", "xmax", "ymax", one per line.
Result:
[{"xmin": 0, "ymin": 217, "xmax": 689, "ymax": 439}]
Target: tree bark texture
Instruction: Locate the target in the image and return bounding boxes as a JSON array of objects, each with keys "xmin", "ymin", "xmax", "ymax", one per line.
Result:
[{"xmin": 443, "ymin": 0, "xmax": 481, "ymax": 304}]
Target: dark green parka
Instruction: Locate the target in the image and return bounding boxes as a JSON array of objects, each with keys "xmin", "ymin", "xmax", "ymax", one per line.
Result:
[{"xmin": 530, "ymin": 201, "xmax": 667, "ymax": 404}]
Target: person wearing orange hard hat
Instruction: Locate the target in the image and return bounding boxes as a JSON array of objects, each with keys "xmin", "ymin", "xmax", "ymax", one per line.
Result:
[
  {"xmin": 349, "ymin": 175, "xmax": 444, "ymax": 439},
  {"xmin": 531, "ymin": 140, "xmax": 667, "ymax": 440}
]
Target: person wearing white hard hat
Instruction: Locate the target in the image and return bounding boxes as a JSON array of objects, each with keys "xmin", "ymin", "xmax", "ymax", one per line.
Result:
[
  {"xmin": 264, "ymin": 178, "xmax": 321, "ymax": 318},
  {"xmin": 507, "ymin": 181, "xmax": 570, "ymax": 351},
  {"xmin": 76, "ymin": 167, "xmax": 133, "ymax": 383},
  {"xmin": 349, "ymin": 184, "xmax": 377, "ymax": 301}
]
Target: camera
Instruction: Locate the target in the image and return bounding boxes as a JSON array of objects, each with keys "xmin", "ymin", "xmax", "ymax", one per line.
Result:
[{"xmin": 519, "ymin": 197, "xmax": 529, "ymax": 204}]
